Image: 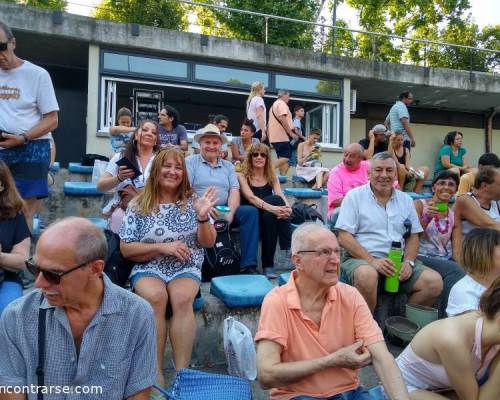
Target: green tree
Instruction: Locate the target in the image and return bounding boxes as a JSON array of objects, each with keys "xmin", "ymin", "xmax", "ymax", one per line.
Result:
[
  {"xmin": 93, "ymin": 0, "xmax": 187, "ymax": 30},
  {"xmin": 196, "ymin": 0, "xmax": 321, "ymax": 49},
  {"xmin": 15, "ymin": 0, "xmax": 66, "ymax": 10}
]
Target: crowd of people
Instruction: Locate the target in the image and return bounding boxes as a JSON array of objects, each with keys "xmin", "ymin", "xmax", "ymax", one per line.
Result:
[{"xmin": 1, "ymin": 18, "xmax": 500, "ymax": 400}]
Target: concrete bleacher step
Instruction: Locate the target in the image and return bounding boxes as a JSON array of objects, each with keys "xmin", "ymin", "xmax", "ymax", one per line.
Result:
[{"xmin": 68, "ymin": 162, "xmax": 94, "ymax": 174}]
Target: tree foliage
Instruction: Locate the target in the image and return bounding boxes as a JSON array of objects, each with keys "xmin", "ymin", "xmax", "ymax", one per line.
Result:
[
  {"xmin": 14, "ymin": 0, "xmax": 66, "ymax": 10},
  {"xmin": 195, "ymin": 0, "xmax": 321, "ymax": 50},
  {"xmin": 93, "ymin": 0, "xmax": 187, "ymax": 30}
]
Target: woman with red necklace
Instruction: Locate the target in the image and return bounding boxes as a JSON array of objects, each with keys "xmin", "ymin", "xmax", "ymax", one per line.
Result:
[{"xmin": 415, "ymin": 170, "xmax": 465, "ymax": 317}]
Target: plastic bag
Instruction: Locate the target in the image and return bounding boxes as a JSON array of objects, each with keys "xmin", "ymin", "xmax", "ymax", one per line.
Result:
[
  {"xmin": 92, "ymin": 159, "xmax": 109, "ymax": 184},
  {"xmin": 223, "ymin": 316, "xmax": 257, "ymax": 380}
]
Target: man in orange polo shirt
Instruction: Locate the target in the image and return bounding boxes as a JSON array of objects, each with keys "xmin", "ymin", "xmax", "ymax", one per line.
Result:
[{"xmin": 255, "ymin": 223, "xmax": 410, "ymax": 400}]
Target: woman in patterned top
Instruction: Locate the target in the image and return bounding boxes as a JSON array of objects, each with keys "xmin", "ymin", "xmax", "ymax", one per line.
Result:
[{"xmin": 120, "ymin": 148, "xmax": 216, "ymax": 387}]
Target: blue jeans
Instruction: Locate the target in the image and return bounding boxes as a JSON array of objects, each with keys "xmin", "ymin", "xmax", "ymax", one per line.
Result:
[
  {"xmin": 0, "ymin": 280, "xmax": 23, "ymax": 316},
  {"xmin": 232, "ymin": 205, "xmax": 259, "ymax": 268},
  {"xmin": 292, "ymin": 386, "xmax": 374, "ymax": 400}
]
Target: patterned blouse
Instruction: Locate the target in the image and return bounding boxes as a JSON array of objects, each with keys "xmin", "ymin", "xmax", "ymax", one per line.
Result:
[{"xmin": 120, "ymin": 197, "xmax": 203, "ymax": 283}]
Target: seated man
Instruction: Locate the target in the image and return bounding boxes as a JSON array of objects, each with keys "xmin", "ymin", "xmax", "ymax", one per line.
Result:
[
  {"xmin": 335, "ymin": 152, "xmax": 443, "ymax": 312},
  {"xmin": 455, "ymin": 166, "xmax": 500, "ymax": 237},
  {"xmin": 186, "ymin": 124, "xmax": 259, "ymax": 273},
  {"xmin": 359, "ymin": 124, "xmax": 390, "ymax": 160},
  {"xmin": 0, "ymin": 217, "xmax": 156, "ymax": 399},
  {"xmin": 192, "ymin": 114, "xmax": 230, "ymax": 158},
  {"xmin": 256, "ymin": 223, "xmax": 411, "ymax": 400},
  {"xmin": 327, "ymin": 143, "xmax": 369, "ymax": 217},
  {"xmin": 457, "ymin": 152, "xmax": 500, "ymax": 196}
]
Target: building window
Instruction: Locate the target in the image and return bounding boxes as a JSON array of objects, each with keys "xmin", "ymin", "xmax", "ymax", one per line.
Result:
[
  {"xmin": 194, "ymin": 64, "xmax": 269, "ymax": 87},
  {"xmin": 276, "ymin": 74, "xmax": 341, "ymax": 97},
  {"xmin": 304, "ymin": 102, "xmax": 340, "ymax": 147},
  {"xmin": 102, "ymin": 51, "xmax": 188, "ymax": 79}
]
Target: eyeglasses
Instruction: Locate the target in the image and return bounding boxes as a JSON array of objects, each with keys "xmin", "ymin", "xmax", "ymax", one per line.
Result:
[
  {"xmin": 25, "ymin": 257, "xmax": 93, "ymax": 285},
  {"xmin": 434, "ymin": 180, "xmax": 456, "ymax": 188},
  {"xmin": 251, "ymin": 152, "xmax": 267, "ymax": 159},
  {"xmin": 297, "ymin": 248, "xmax": 341, "ymax": 258},
  {"xmin": 0, "ymin": 42, "xmax": 8, "ymax": 51}
]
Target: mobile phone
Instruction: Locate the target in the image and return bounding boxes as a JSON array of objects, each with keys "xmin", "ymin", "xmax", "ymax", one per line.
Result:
[
  {"xmin": 116, "ymin": 157, "xmax": 142, "ymax": 179},
  {"xmin": 215, "ymin": 205, "xmax": 230, "ymax": 213}
]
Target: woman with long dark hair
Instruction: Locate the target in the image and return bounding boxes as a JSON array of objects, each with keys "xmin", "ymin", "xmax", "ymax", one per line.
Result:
[
  {"xmin": 0, "ymin": 160, "xmax": 31, "ymax": 315},
  {"xmin": 435, "ymin": 131, "xmax": 470, "ymax": 176}
]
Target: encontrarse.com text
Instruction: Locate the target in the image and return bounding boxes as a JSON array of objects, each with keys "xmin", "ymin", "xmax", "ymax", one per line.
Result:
[{"xmin": 0, "ymin": 385, "xmax": 103, "ymax": 395}]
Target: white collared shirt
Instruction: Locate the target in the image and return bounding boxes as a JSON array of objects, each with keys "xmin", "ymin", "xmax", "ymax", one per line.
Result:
[{"xmin": 335, "ymin": 183, "xmax": 423, "ymax": 258}]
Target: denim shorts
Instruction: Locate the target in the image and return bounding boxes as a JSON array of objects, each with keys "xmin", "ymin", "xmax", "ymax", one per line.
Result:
[
  {"xmin": 130, "ymin": 271, "xmax": 201, "ymax": 288},
  {"xmin": 272, "ymin": 141, "xmax": 292, "ymax": 159},
  {"xmin": 292, "ymin": 386, "xmax": 374, "ymax": 399}
]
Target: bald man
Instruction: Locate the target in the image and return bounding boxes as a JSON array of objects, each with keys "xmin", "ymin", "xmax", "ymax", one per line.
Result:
[
  {"xmin": 0, "ymin": 217, "xmax": 157, "ymax": 400},
  {"xmin": 327, "ymin": 143, "xmax": 370, "ymax": 216}
]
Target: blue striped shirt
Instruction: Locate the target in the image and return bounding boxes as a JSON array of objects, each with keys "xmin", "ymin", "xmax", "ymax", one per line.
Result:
[{"xmin": 0, "ymin": 274, "xmax": 157, "ymax": 399}]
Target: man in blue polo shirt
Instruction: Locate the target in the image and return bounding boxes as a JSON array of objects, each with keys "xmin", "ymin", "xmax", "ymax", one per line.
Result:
[
  {"xmin": 186, "ymin": 124, "xmax": 259, "ymax": 274},
  {"xmin": 385, "ymin": 91, "xmax": 415, "ymax": 149}
]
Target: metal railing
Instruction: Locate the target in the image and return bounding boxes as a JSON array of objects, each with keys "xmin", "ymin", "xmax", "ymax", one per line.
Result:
[{"xmin": 62, "ymin": 0, "xmax": 499, "ymax": 73}]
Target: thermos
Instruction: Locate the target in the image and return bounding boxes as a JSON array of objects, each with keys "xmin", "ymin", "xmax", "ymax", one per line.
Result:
[{"xmin": 385, "ymin": 241, "xmax": 402, "ymax": 293}]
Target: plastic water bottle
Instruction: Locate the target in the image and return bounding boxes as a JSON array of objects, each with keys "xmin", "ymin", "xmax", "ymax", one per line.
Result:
[{"xmin": 385, "ymin": 241, "xmax": 402, "ymax": 293}]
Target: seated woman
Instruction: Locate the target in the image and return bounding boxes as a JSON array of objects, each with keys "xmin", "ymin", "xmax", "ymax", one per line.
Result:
[
  {"xmin": 447, "ymin": 228, "xmax": 500, "ymax": 316},
  {"xmin": 295, "ymin": 128, "xmax": 330, "ymax": 189},
  {"xmin": 0, "ymin": 161, "xmax": 31, "ymax": 316},
  {"xmin": 454, "ymin": 166, "xmax": 500, "ymax": 238},
  {"xmin": 237, "ymin": 143, "xmax": 292, "ymax": 279},
  {"xmin": 435, "ymin": 131, "xmax": 470, "ymax": 177},
  {"xmin": 389, "ymin": 131, "xmax": 429, "ymax": 192},
  {"xmin": 415, "ymin": 170, "xmax": 464, "ymax": 317},
  {"xmin": 396, "ymin": 277, "xmax": 500, "ymax": 400},
  {"xmin": 230, "ymin": 118, "xmax": 260, "ymax": 169},
  {"xmin": 98, "ymin": 119, "xmax": 159, "ymax": 230},
  {"xmin": 120, "ymin": 148, "xmax": 216, "ymax": 387}
]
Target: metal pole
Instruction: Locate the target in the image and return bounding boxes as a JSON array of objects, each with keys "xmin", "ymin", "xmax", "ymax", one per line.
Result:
[
  {"xmin": 332, "ymin": 0, "xmax": 338, "ymax": 56},
  {"xmin": 265, "ymin": 16, "xmax": 269, "ymax": 44}
]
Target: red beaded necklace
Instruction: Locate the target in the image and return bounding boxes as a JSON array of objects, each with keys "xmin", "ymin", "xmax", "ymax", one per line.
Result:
[{"xmin": 433, "ymin": 213, "xmax": 450, "ymax": 235}]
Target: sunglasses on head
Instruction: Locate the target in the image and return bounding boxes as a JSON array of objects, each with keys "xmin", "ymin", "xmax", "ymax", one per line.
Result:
[
  {"xmin": 0, "ymin": 42, "xmax": 8, "ymax": 51},
  {"xmin": 251, "ymin": 152, "xmax": 267, "ymax": 158},
  {"xmin": 25, "ymin": 257, "xmax": 93, "ymax": 285}
]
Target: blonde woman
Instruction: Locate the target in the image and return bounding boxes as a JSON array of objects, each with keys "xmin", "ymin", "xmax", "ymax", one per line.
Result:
[
  {"xmin": 447, "ymin": 228, "xmax": 500, "ymax": 316},
  {"xmin": 246, "ymin": 81, "xmax": 267, "ymax": 142},
  {"xmin": 120, "ymin": 148, "xmax": 216, "ymax": 386},
  {"xmin": 238, "ymin": 143, "xmax": 292, "ymax": 278}
]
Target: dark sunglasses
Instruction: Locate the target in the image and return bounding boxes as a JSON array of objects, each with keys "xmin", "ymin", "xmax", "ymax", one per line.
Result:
[
  {"xmin": 251, "ymin": 152, "xmax": 267, "ymax": 159},
  {"xmin": 25, "ymin": 257, "xmax": 92, "ymax": 285},
  {"xmin": 403, "ymin": 218, "xmax": 412, "ymax": 240},
  {"xmin": 0, "ymin": 42, "xmax": 8, "ymax": 51}
]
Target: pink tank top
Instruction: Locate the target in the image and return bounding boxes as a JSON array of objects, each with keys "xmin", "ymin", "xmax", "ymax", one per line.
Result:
[{"xmin": 397, "ymin": 317, "xmax": 500, "ymax": 390}]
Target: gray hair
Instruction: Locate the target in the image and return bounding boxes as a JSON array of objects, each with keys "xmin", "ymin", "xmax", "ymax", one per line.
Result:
[
  {"xmin": 0, "ymin": 20, "xmax": 14, "ymax": 41},
  {"xmin": 369, "ymin": 151, "xmax": 396, "ymax": 169},
  {"xmin": 277, "ymin": 89, "xmax": 290, "ymax": 98},
  {"xmin": 44, "ymin": 217, "xmax": 108, "ymax": 264},
  {"xmin": 291, "ymin": 222, "xmax": 330, "ymax": 254}
]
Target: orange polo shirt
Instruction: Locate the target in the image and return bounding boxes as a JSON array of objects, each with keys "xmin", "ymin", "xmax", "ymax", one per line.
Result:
[{"xmin": 255, "ymin": 271, "xmax": 384, "ymax": 400}]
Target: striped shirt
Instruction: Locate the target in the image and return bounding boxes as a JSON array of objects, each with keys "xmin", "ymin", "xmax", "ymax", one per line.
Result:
[{"xmin": 0, "ymin": 274, "xmax": 157, "ymax": 399}]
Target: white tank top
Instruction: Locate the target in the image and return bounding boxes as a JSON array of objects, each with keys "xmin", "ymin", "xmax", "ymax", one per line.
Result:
[{"xmin": 461, "ymin": 193, "xmax": 500, "ymax": 237}]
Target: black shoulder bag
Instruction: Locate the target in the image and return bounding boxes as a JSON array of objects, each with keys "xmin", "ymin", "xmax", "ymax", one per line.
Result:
[
  {"xmin": 271, "ymin": 103, "xmax": 295, "ymax": 141},
  {"xmin": 36, "ymin": 295, "xmax": 47, "ymax": 400}
]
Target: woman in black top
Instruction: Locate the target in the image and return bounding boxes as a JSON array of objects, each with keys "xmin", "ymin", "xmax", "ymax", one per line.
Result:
[
  {"xmin": 237, "ymin": 143, "xmax": 292, "ymax": 279},
  {"xmin": 0, "ymin": 160, "xmax": 31, "ymax": 315}
]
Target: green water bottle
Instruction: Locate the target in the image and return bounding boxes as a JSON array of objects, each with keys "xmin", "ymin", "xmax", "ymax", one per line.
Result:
[{"xmin": 385, "ymin": 241, "xmax": 402, "ymax": 293}]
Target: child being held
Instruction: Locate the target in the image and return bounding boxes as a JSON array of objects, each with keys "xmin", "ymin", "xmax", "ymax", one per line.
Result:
[{"xmin": 110, "ymin": 107, "xmax": 135, "ymax": 154}]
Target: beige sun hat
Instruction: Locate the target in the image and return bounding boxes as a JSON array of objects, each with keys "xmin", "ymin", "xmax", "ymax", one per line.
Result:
[{"xmin": 194, "ymin": 123, "xmax": 227, "ymax": 144}]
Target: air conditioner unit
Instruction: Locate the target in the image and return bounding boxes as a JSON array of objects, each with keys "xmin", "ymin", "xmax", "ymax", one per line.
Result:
[{"xmin": 350, "ymin": 89, "xmax": 357, "ymax": 114}]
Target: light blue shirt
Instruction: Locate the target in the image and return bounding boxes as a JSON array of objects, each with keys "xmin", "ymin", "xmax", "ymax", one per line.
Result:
[
  {"xmin": 186, "ymin": 154, "xmax": 239, "ymax": 205},
  {"xmin": 386, "ymin": 101, "xmax": 410, "ymax": 141},
  {"xmin": 0, "ymin": 274, "xmax": 157, "ymax": 399},
  {"xmin": 335, "ymin": 183, "xmax": 423, "ymax": 258}
]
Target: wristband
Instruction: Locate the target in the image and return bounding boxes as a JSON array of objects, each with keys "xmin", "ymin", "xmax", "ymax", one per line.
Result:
[{"xmin": 197, "ymin": 217, "xmax": 209, "ymax": 223}]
